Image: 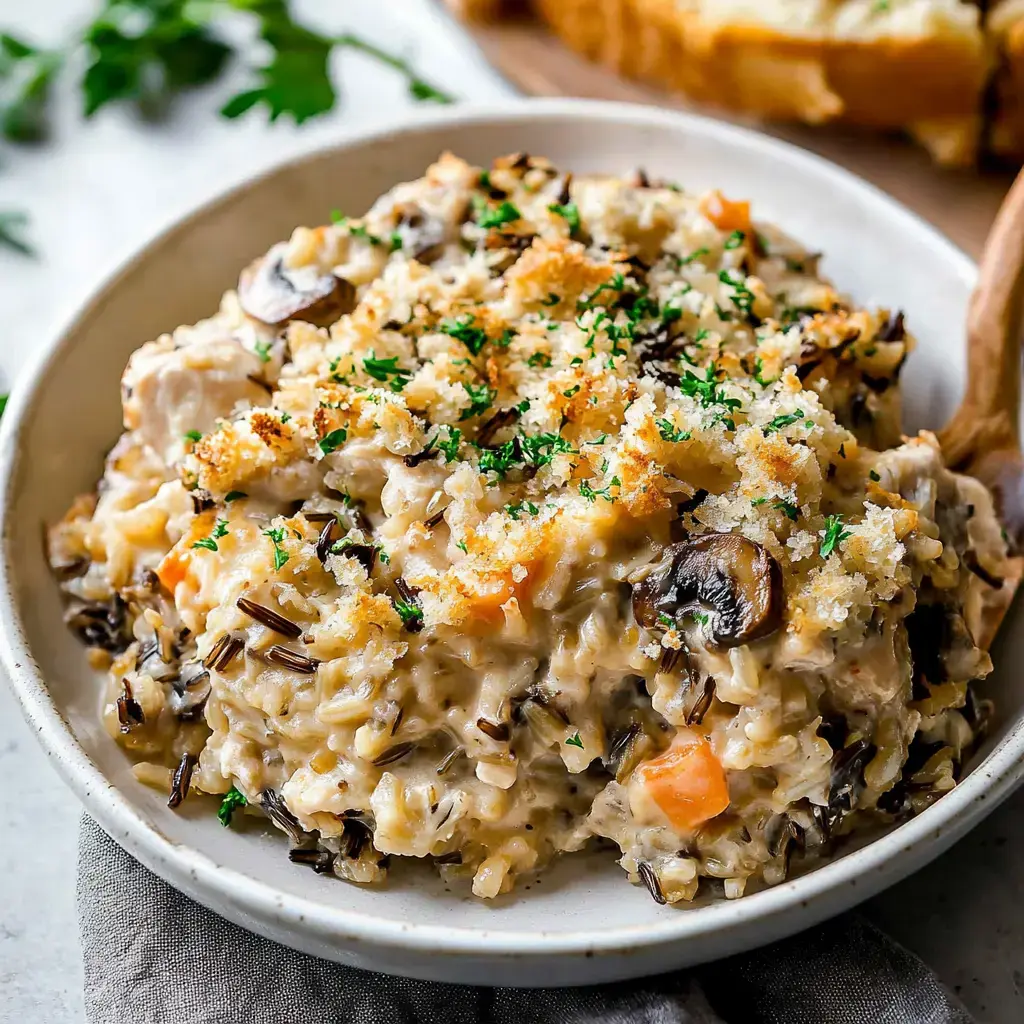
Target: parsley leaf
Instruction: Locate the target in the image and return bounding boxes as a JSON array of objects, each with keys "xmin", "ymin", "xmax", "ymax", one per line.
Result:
[
  {"xmin": 394, "ymin": 598, "xmax": 423, "ymax": 630},
  {"xmin": 440, "ymin": 315, "xmax": 488, "ymax": 356},
  {"xmin": 431, "ymin": 426, "xmax": 462, "ymax": 463},
  {"xmin": 217, "ymin": 786, "xmax": 247, "ymax": 827},
  {"xmin": 263, "ymin": 526, "xmax": 289, "ymax": 571},
  {"xmin": 505, "ymin": 500, "xmax": 539, "ymax": 520},
  {"xmin": 363, "ymin": 354, "xmax": 412, "ymax": 392},
  {"xmin": 579, "ymin": 478, "xmax": 617, "ymax": 503},
  {"xmin": 184, "ymin": 430, "xmax": 203, "ymax": 443},
  {"xmin": 774, "ymin": 500, "xmax": 799, "ymax": 521},
  {"xmin": 548, "ymin": 201, "xmax": 580, "ymax": 234},
  {"xmin": 0, "ymin": 210, "xmax": 34, "ymax": 256},
  {"xmin": 723, "ymin": 230, "xmax": 745, "ymax": 250},
  {"xmin": 318, "ymin": 428, "xmax": 348, "ymax": 454},
  {"xmin": 459, "ymin": 382, "xmax": 495, "ymax": 421},
  {"xmin": 474, "ymin": 198, "xmax": 521, "ymax": 229},
  {"xmin": 254, "ymin": 338, "xmax": 272, "ymax": 363},
  {"xmin": 565, "ymin": 732, "xmax": 584, "ymax": 749},
  {"xmin": 0, "ymin": 395, "xmax": 8, "ymax": 419},
  {"xmin": 869, "ymin": 469, "xmax": 881, "ymax": 482},
  {"xmin": 657, "ymin": 419, "xmax": 691, "ymax": 443},
  {"xmin": 0, "ymin": 32, "xmax": 61, "ymax": 142},
  {"xmin": 820, "ymin": 514, "xmax": 852, "ymax": 558},
  {"xmin": 224, "ymin": 490, "xmax": 248, "ymax": 503},
  {"xmin": 528, "ymin": 352, "xmax": 552, "ymax": 368},
  {"xmin": 192, "ymin": 518, "xmax": 229, "ymax": 552},
  {"xmin": 763, "ymin": 410, "xmax": 805, "ymax": 435}
]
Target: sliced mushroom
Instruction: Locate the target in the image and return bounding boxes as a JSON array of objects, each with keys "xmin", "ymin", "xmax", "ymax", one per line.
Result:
[
  {"xmin": 393, "ymin": 203, "xmax": 448, "ymax": 264},
  {"xmin": 632, "ymin": 533, "xmax": 783, "ymax": 649},
  {"xmin": 239, "ymin": 242, "xmax": 355, "ymax": 327}
]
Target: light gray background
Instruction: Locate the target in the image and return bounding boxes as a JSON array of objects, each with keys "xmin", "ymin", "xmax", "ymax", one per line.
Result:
[{"xmin": 0, "ymin": 2, "xmax": 1020, "ymax": 1022}]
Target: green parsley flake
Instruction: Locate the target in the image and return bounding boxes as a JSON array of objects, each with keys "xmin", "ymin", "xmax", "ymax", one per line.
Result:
[
  {"xmin": 820, "ymin": 515, "xmax": 852, "ymax": 558},
  {"xmin": 528, "ymin": 352, "xmax": 552, "ymax": 368},
  {"xmin": 548, "ymin": 201, "xmax": 580, "ymax": 234},
  {"xmin": 394, "ymin": 599, "xmax": 424, "ymax": 630},
  {"xmin": 474, "ymin": 198, "xmax": 521, "ymax": 229},
  {"xmin": 657, "ymin": 419, "xmax": 691, "ymax": 443},
  {"xmin": 579, "ymin": 478, "xmax": 617, "ymax": 503},
  {"xmin": 724, "ymin": 230, "xmax": 746, "ymax": 250},
  {"xmin": 774, "ymin": 500, "xmax": 799, "ymax": 521},
  {"xmin": 363, "ymin": 354, "xmax": 413, "ymax": 392},
  {"xmin": 456, "ymin": 541, "xmax": 468, "ymax": 554},
  {"xmin": 254, "ymin": 339, "xmax": 272, "ymax": 364},
  {"xmin": 562, "ymin": 385, "xmax": 581, "ymax": 398},
  {"xmin": 869, "ymin": 470, "xmax": 881, "ymax": 482},
  {"xmin": 541, "ymin": 292, "xmax": 561, "ymax": 307},
  {"xmin": 263, "ymin": 527, "xmax": 289, "ymax": 571},
  {"xmin": 505, "ymin": 500, "xmax": 539, "ymax": 520},
  {"xmin": 218, "ymin": 786, "xmax": 247, "ymax": 827},
  {"xmin": 440, "ymin": 315, "xmax": 489, "ymax": 356},
  {"xmin": 677, "ymin": 247, "xmax": 709, "ymax": 267},
  {"xmin": 192, "ymin": 518, "xmax": 229, "ymax": 552},
  {"xmin": 184, "ymin": 430, "xmax": 203, "ymax": 443},
  {"xmin": 565, "ymin": 732, "xmax": 584, "ymax": 749},
  {"xmin": 460, "ymin": 383, "xmax": 495, "ymax": 421},
  {"xmin": 763, "ymin": 410, "xmax": 805, "ymax": 435},
  {"xmin": 318, "ymin": 428, "xmax": 348, "ymax": 454},
  {"xmin": 224, "ymin": 491, "xmax": 248, "ymax": 503}
]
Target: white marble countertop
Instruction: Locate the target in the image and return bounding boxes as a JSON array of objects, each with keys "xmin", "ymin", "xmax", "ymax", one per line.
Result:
[{"xmin": 0, "ymin": 3, "xmax": 1021, "ymax": 1022}]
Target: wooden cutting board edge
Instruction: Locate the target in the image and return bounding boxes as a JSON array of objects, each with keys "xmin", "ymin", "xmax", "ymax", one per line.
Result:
[{"xmin": 467, "ymin": 19, "xmax": 1013, "ymax": 259}]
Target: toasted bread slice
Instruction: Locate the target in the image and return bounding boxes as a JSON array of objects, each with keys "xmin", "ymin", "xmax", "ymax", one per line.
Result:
[{"xmin": 532, "ymin": 0, "xmax": 988, "ymax": 127}]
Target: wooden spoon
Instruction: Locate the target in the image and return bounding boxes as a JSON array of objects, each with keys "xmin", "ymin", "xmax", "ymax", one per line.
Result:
[{"xmin": 938, "ymin": 167, "xmax": 1024, "ymax": 648}]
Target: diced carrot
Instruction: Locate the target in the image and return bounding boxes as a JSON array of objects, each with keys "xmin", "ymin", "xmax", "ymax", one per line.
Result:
[
  {"xmin": 700, "ymin": 190, "xmax": 752, "ymax": 235},
  {"xmin": 636, "ymin": 731, "xmax": 730, "ymax": 831},
  {"xmin": 156, "ymin": 510, "xmax": 214, "ymax": 593}
]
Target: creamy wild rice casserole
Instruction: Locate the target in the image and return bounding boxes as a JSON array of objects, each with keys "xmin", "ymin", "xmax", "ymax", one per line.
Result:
[{"xmin": 48, "ymin": 153, "xmax": 1012, "ymax": 903}]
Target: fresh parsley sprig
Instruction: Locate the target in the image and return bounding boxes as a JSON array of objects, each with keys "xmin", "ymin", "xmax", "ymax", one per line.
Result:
[{"xmin": 819, "ymin": 514, "xmax": 852, "ymax": 558}]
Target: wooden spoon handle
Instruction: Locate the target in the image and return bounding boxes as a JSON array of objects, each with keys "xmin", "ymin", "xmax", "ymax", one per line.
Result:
[{"xmin": 941, "ymin": 167, "xmax": 1024, "ymax": 465}]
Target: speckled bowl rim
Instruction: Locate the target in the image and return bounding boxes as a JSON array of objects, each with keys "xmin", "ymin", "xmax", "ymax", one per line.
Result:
[{"xmin": 1, "ymin": 98, "xmax": 1021, "ymax": 967}]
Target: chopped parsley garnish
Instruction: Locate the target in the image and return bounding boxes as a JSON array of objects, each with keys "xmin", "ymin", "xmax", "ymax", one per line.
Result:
[
  {"xmin": 661, "ymin": 304, "xmax": 683, "ymax": 325},
  {"xmin": 677, "ymin": 247, "xmax": 709, "ymax": 267},
  {"xmin": 548, "ymin": 201, "xmax": 580, "ymax": 234},
  {"xmin": 496, "ymin": 329, "xmax": 515, "ymax": 348},
  {"xmin": 460, "ymin": 383, "xmax": 496, "ymax": 421},
  {"xmin": 318, "ymin": 428, "xmax": 348, "ymax": 454},
  {"xmin": 390, "ymin": 232, "xmax": 403, "ymax": 252},
  {"xmin": 562, "ymin": 384, "xmax": 581, "ymax": 398},
  {"xmin": 394, "ymin": 599, "xmax": 423, "ymax": 630},
  {"xmin": 505, "ymin": 500, "xmax": 539, "ymax": 520},
  {"xmin": 280, "ymin": 411, "xmax": 291, "ymax": 424},
  {"xmin": 541, "ymin": 292, "xmax": 561, "ymax": 307},
  {"xmin": 763, "ymin": 410, "xmax": 805, "ymax": 435},
  {"xmin": 692, "ymin": 611, "xmax": 710, "ymax": 626},
  {"xmin": 520, "ymin": 432, "xmax": 576, "ymax": 467},
  {"xmin": 218, "ymin": 786, "xmax": 247, "ymax": 827},
  {"xmin": 577, "ymin": 273, "xmax": 625, "ymax": 312},
  {"xmin": 362, "ymin": 354, "xmax": 412, "ymax": 392},
  {"xmin": 528, "ymin": 352, "xmax": 552, "ymax": 368},
  {"xmin": 774, "ymin": 500, "xmax": 800, "ymax": 521},
  {"xmin": 456, "ymin": 540, "xmax": 468, "ymax": 553},
  {"xmin": 657, "ymin": 419, "xmax": 691, "ymax": 443},
  {"xmin": 585, "ymin": 434, "xmax": 608, "ymax": 446},
  {"xmin": 753, "ymin": 357, "xmax": 775, "ymax": 387},
  {"xmin": 869, "ymin": 470, "xmax": 881, "ymax": 482},
  {"xmin": 440, "ymin": 315, "xmax": 488, "ymax": 356},
  {"xmin": 224, "ymin": 491, "xmax": 247, "ymax": 503},
  {"xmin": 192, "ymin": 518, "xmax": 229, "ymax": 552},
  {"xmin": 184, "ymin": 429, "xmax": 203, "ymax": 443},
  {"xmin": 820, "ymin": 515, "xmax": 852, "ymax": 558},
  {"xmin": 263, "ymin": 527, "xmax": 289, "ymax": 571},
  {"xmin": 724, "ymin": 230, "xmax": 746, "ymax": 250},
  {"xmin": 434, "ymin": 426, "xmax": 462, "ymax": 463},
  {"xmin": 474, "ymin": 198, "xmax": 521, "ymax": 229},
  {"xmin": 565, "ymin": 732, "xmax": 584, "ymax": 749},
  {"xmin": 579, "ymin": 477, "xmax": 619, "ymax": 503},
  {"xmin": 0, "ymin": 395, "xmax": 7, "ymax": 418},
  {"xmin": 719, "ymin": 269, "xmax": 756, "ymax": 313},
  {"xmin": 657, "ymin": 612, "xmax": 675, "ymax": 628},
  {"xmin": 678, "ymin": 366, "xmax": 741, "ymax": 428},
  {"xmin": 254, "ymin": 339, "xmax": 272, "ymax": 363}
]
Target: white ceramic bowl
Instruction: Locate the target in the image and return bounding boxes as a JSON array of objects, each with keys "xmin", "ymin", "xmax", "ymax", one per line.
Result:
[{"xmin": 2, "ymin": 99, "xmax": 1022, "ymax": 988}]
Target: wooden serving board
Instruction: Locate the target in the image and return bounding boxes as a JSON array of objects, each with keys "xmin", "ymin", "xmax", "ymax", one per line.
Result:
[{"xmin": 467, "ymin": 17, "xmax": 1013, "ymax": 259}]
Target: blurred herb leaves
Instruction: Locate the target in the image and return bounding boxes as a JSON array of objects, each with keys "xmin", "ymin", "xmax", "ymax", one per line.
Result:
[{"xmin": 0, "ymin": 0, "xmax": 453, "ymax": 255}]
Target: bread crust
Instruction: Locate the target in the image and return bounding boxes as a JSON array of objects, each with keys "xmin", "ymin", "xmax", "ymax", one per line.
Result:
[{"xmin": 532, "ymin": 0, "xmax": 989, "ymax": 129}]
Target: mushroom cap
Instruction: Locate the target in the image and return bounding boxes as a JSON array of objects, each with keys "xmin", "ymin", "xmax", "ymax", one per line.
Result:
[
  {"xmin": 239, "ymin": 243, "xmax": 355, "ymax": 327},
  {"xmin": 632, "ymin": 533, "xmax": 784, "ymax": 649}
]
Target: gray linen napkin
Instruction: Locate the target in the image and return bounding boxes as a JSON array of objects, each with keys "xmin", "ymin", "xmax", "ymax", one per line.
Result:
[{"xmin": 78, "ymin": 817, "xmax": 971, "ymax": 1024}]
